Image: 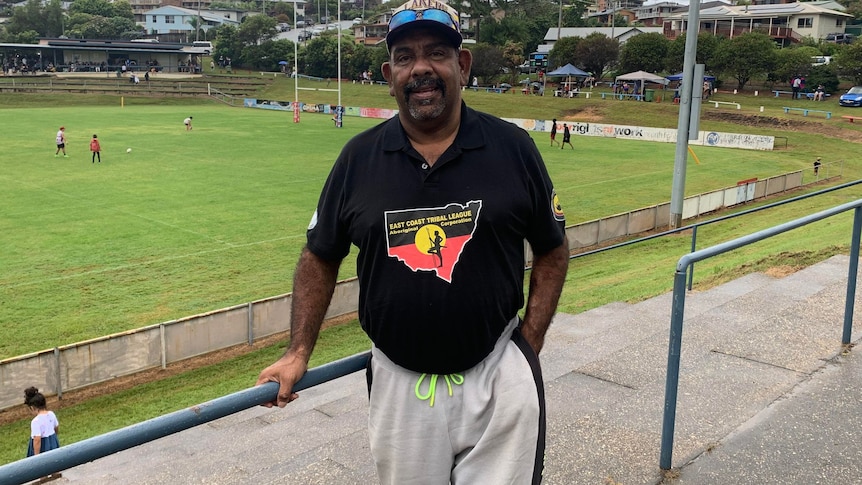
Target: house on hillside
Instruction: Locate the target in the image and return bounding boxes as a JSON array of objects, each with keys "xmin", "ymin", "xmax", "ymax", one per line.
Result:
[
  {"xmin": 143, "ymin": 5, "xmax": 240, "ymax": 41},
  {"xmin": 663, "ymin": 2, "xmax": 853, "ymax": 45},
  {"xmin": 634, "ymin": 1, "xmax": 687, "ymax": 27},
  {"xmin": 542, "ymin": 26, "xmax": 665, "ymax": 46},
  {"xmin": 351, "ymin": 8, "xmax": 474, "ymax": 46}
]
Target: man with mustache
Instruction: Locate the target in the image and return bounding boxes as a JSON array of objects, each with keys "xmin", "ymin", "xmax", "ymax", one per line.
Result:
[{"xmin": 257, "ymin": 1, "xmax": 569, "ymax": 482}]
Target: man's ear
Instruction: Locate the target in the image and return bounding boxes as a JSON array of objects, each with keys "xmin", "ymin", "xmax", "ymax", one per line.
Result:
[
  {"xmin": 382, "ymin": 61, "xmax": 395, "ymax": 97},
  {"xmin": 458, "ymin": 49, "xmax": 472, "ymax": 87}
]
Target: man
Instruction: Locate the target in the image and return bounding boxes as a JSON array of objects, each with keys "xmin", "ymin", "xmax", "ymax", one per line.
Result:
[
  {"xmin": 55, "ymin": 126, "xmax": 67, "ymax": 158},
  {"xmin": 256, "ymin": 0, "xmax": 569, "ymax": 483},
  {"xmin": 814, "ymin": 157, "xmax": 822, "ymax": 176},
  {"xmin": 561, "ymin": 123, "xmax": 574, "ymax": 149},
  {"xmin": 550, "ymin": 118, "xmax": 559, "ymax": 147},
  {"xmin": 183, "ymin": 116, "xmax": 193, "ymax": 131}
]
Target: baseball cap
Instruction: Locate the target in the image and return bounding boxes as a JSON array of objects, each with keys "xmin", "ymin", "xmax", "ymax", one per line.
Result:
[{"xmin": 386, "ymin": 0, "xmax": 462, "ymax": 50}]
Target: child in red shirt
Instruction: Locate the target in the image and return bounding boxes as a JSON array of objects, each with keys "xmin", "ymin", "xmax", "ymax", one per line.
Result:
[{"xmin": 90, "ymin": 134, "xmax": 101, "ymax": 163}]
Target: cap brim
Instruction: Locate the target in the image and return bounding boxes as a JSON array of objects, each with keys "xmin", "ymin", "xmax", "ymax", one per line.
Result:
[{"xmin": 386, "ymin": 21, "xmax": 462, "ymax": 50}]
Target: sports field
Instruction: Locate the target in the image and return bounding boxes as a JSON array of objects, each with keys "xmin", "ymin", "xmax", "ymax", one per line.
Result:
[
  {"xmin": 2, "ymin": 82, "xmax": 862, "ymax": 466},
  {"xmin": 0, "ymin": 98, "xmax": 854, "ymax": 359}
]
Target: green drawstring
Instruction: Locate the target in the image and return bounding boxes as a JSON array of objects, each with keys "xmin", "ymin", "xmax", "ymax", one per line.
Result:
[{"xmin": 414, "ymin": 373, "xmax": 464, "ymax": 407}]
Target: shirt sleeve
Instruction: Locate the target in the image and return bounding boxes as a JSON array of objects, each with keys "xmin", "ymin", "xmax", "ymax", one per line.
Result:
[
  {"xmin": 31, "ymin": 418, "xmax": 41, "ymax": 438},
  {"xmin": 523, "ymin": 140, "xmax": 566, "ymax": 254},
  {"xmin": 306, "ymin": 155, "xmax": 352, "ymax": 261}
]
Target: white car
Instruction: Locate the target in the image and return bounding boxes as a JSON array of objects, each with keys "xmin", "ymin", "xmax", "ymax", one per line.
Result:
[{"xmin": 192, "ymin": 41, "xmax": 213, "ymax": 54}]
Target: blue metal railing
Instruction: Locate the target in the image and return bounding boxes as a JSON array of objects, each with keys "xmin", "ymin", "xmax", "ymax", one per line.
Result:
[
  {"xmin": 659, "ymin": 200, "xmax": 862, "ymax": 470},
  {"xmin": 2, "ymin": 181, "xmax": 860, "ymax": 484},
  {"xmin": 0, "ymin": 352, "xmax": 370, "ymax": 485}
]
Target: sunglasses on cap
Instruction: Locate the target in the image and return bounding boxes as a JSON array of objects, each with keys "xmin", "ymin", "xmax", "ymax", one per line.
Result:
[{"xmin": 389, "ymin": 7, "xmax": 459, "ymax": 33}]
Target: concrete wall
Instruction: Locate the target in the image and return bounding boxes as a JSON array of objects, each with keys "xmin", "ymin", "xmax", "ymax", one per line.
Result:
[{"xmin": 0, "ymin": 172, "xmax": 804, "ymax": 411}]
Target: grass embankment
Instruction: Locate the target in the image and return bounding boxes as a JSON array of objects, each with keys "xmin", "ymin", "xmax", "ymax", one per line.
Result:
[{"xmin": 0, "ymin": 75, "xmax": 860, "ymax": 465}]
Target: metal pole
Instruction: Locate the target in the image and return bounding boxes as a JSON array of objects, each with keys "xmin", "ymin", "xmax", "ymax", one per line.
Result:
[
  {"xmin": 557, "ymin": 0, "xmax": 562, "ymax": 42},
  {"xmin": 660, "ymin": 269, "xmax": 689, "ymax": 469},
  {"xmin": 669, "ymin": 0, "xmax": 701, "ymax": 228},
  {"xmin": 843, "ymin": 207, "xmax": 861, "ymax": 344},
  {"xmin": 687, "ymin": 225, "xmax": 697, "ymax": 290},
  {"xmin": 293, "ymin": 0, "xmax": 300, "ymax": 123}
]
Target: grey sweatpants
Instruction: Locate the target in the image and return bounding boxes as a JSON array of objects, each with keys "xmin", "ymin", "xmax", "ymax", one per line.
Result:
[{"xmin": 367, "ymin": 317, "xmax": 546, "ymax": 484}]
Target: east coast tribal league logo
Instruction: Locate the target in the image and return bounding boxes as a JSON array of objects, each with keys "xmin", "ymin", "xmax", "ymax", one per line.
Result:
[{"xmin": 385, "ymin": 201, "xmax": 482, "ymax": 283}]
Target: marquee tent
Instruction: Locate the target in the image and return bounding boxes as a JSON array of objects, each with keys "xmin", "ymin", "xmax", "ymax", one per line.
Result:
[
  {"xmin": 614, "ymin": 70, "xmax": 669, "ymax": 96},
  {"xmin": 546, "ymin": 63, "xmax": 590, "ymax": 78}
]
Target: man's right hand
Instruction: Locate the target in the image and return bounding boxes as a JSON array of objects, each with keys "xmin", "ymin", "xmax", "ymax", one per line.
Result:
[{"xmin": 256, "ymin": 352, "xmax": 309, "ymax": 408}]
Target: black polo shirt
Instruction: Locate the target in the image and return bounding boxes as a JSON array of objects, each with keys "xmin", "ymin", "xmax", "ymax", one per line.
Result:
[{"xmin": 307, "ymin": 102, "xmax": 566, "ymax": 374}]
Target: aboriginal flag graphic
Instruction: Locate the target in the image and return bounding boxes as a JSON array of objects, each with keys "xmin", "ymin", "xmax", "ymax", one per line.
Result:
[{"xmin": 385, "ymin": 200, "xmax": 482, "ymax": 283}]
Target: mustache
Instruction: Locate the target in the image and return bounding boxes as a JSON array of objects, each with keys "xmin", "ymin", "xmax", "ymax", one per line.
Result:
[{"xmin": 403, "ymin": 77, "xmax": 446, "ymax": 97}]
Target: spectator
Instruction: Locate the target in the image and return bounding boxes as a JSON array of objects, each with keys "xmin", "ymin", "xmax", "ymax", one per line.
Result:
[{"xmin": 24, "ymin": 387, "xmax": 61, "ymax": 462}]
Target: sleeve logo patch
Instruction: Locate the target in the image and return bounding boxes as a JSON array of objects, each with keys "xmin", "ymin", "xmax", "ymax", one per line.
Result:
[{"xmin": 552, "ymin": 189, "xmax": 565, "ymax": 222}]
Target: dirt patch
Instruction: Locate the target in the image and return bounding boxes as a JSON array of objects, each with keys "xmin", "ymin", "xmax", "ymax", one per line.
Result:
[
  {"xmin": 764, "ymin": 266, "xmax": 799, "ymax": 278},
  {"xmin": 559, "ymin": 105, "xmax": 605, "ymax": 122},
  {"xmin": 0, "ymin": 313, "xmax": 357, "ymax": 427}
]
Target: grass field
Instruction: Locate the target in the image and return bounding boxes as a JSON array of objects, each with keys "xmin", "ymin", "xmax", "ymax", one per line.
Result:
[
  {"xmin": 1, "ymin": 78, "xmax": 862, "ymax": 465},
  {"xmin": 1, "ymin": 99, "xmax": 843, "ymax": 358}
]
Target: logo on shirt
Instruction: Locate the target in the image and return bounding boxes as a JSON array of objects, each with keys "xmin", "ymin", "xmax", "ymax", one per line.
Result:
[
  {"xmin": 552, "ymin": 189, "xmax": 565, "ymax": 222},
  {"xmin": 385, "ymin": 201, "xmax": 481, "ymax": 283}
]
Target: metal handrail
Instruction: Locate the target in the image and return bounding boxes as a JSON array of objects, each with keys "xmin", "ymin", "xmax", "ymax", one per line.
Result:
[
  {"xmin": 0, "ymin": 352, "xmax": 370, "ymax": 485},
  {"xmin": 659, "ymin": 200, "xmax": 862, "ymax": 470},
  {"xmin": 1, "ymin": 181, "xmax": 860, "ymax": 484}
]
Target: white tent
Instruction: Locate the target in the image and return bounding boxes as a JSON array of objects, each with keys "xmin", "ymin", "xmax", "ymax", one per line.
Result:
[{"xmin": 614, "ymin": 70, "xmax": 669, "ymax": 96}]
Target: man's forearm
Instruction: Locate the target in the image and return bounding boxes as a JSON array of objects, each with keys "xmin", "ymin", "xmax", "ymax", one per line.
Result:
[
  {"xmin": 287, "ymin": 246, "xmax": 342, "ymax": 362},
  {"xmin": 522, "ymin": 238, "xmax": 570, "ymax": 354}
]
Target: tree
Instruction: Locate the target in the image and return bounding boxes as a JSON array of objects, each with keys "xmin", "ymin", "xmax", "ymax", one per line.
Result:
[
  {"xmin": 44, "ymin": 0, "xmax": 65, "ymax": 38},
  {"xmin": 479, "ymin": 15, "xmax": 531, "ymax": 51},
  {"xmin": 301, "ymin": 35, "xmax": 340, "ymax": 77},
  {"xmin": 713, "ymin": 32, "xmax": 776, "ymax": 90},
  {"xmin": 501, "ymin": 40, "xmax": 525, "ymax": 86},
  {"xmin": 69, "ymin": 0, "xmax": 115, "ymax": 17},
  {"xmin": 561, "ymin": 0, "xmax": 590, "ymax": 28},
  {"xmin": 548, "ymin": 36, "xmax": 581, "ymax": 70},
  {"xmin": 241, "ymin": 38, "xmax": 295, "ymax": 70},
  {"xmin": 618, "ymin": 32, "xmax": 668, "ymax": 73},
  {"xmin": 575, "ymin": 32, "xmax": 619, "ymax": 80},
  {"xmin": 771, "ymin": 46, "xmax": 820, "ymax": 85},
  {"xmin": 5, "ymin": 0, "xmax": 48, "ymax": 38},
  {"xmin": 213, "ymin": 24, "xmax": 242, "ymax": 63},
  {"xmin": 238, "ymin": 14, "xmax": 277, "ymax": 45},
  {"xmin": 467, "ymin": 43, "xmax": 505, "ymax": 83},
  {"xmin": 665, "ymin": 32, "xmax": 721, "ymax": 74},
  {"xmin": 834, "ymin": 41, "xmax": 862, "ymax": 85},
  {"xmin": 346, "ymin": 43, "xmax": 377, "ymax": 81},
  {"xmin": 110, "ymin": 0, "xmax": 134, "ymax": 20}
]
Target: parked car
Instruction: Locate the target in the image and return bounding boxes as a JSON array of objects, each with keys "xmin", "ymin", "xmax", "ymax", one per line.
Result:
[
  {"xmin": 825, "ymin": 33, "xmax": 855, "ymax": 44},
  {"xmin": 192, "ymin": 41, "xmax": 213, "ymax": 54},
  {"xmin": 518, "ymin": 61, "xmax": 534, "ymax": 74},
  {"xmin": 811, "ymin": 56, "xmax": 832, "ymax": 66},
  {"xmin": 839, "ymin": 86, "xmax": 862, "ymax": 107}
]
